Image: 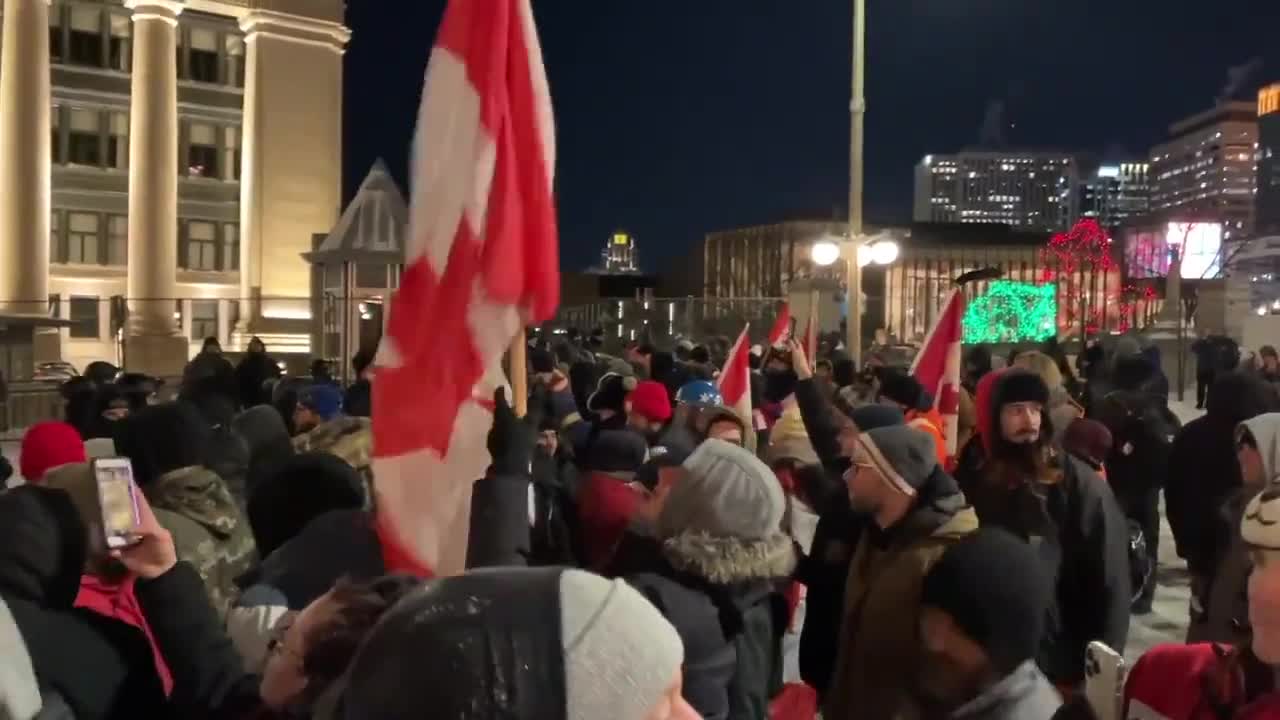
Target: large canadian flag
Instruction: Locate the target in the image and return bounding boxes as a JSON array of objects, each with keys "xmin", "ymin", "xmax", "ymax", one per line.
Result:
[
  {"xmin": 909, "ymin": 289, "xmax": 964, "ymax": 457},
  {"xmin": 717, "ymin": 325, "xmax": 755, "ymax": 451},
  {"xmin": 372, "ymin": 0, "xmax": 559, "ymax": 578}
]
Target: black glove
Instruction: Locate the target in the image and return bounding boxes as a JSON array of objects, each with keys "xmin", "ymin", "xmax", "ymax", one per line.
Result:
[{"xmin": 487, "ymin": 386, "xmax": 545, "ymax": 477}]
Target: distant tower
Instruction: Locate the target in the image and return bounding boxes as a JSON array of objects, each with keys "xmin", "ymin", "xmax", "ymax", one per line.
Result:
[{"xmin": 602, "ymin": 231, "xmax": 638, "ymax": 273}]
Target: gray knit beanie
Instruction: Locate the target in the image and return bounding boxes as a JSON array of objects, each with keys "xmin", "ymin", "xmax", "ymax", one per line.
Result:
[
  {"xmin": 560, "ymin": 569, "xmax": 683, "ymax": 720},
  {"xmin": 856, "ymin": 425, "xmax": 940, "ymax": 497},
  {"xmin": 656, "ymin": 438, "xmax": 785, "ymax": 541}
]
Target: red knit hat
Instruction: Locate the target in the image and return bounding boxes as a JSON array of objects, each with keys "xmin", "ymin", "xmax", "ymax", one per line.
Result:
[
  {"xmin": 627, "ymin": 380, "xmax": 672, "ymax": 423},
  {"xmin": 20, "ymin": 421, "xmax": 86, "ymax": 483}
]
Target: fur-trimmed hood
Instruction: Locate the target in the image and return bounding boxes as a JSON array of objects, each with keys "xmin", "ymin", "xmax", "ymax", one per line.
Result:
[{"xmin": 662, "ymin": 530, "xmax": 797, "ymax": 584}]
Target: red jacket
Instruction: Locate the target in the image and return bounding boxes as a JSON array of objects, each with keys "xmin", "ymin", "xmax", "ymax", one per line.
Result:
[
  {"xmin": 75, "ymin": 574, "xmax": 173, "ymax": 695},
  {"xmin": 1125, "ymin": 643, "xmax": 1280, "ymax": 719},
  {"xmin": 577, "ymin": 471, "xmax": 645, "ymax": 571}
]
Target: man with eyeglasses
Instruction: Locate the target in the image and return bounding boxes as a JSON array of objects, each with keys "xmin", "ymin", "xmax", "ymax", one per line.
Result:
[{"xmin": 822, "ymin": 424, "xmax": 978, "ymax": 720}]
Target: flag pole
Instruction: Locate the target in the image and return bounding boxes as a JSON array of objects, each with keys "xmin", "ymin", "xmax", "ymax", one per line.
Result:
[{"xmin": 510, "ymin": 329, "xmax": 528, "ymax": 417}]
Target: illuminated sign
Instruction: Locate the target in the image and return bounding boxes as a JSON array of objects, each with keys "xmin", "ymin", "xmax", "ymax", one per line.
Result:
[
  {"xmin": 1261, "ymin": 84, "xmax": 1280, "ymax": 117},
  {"xmin": 613, "ymin": 233, "xmax": 630, "ymax": 245},
  {"xmin": 1124, "ymin": 222, "xmax": 1224, "ymax": 279}
]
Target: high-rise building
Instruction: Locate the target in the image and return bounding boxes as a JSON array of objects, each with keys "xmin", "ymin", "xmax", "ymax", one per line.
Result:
[
  {"xmin": 600, "ymin": 231, "xmax": 639, "ymax": 273},
  {"xmin": 912, "ymin": 151, "xmax": 1079, "ymax": 232},
  {"xmin": 1079, "ymin": 162, "xmax": 1151, "ymax": 229},
  {"xmin": 1258, "ymin": 84, "xmax": 1280, "ymax": 234},
  {"xmin": 1150, "ymin": 101, "xmax": 1257, "ymax": 237},
  {"xmin": 0, "ymin": 0, "xmax": 349, "ymax": 374}
]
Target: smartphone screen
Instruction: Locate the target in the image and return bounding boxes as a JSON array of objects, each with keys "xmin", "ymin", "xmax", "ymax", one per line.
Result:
[{"xmin": 93, "ymin": 459, "xmax": 139, "ymax": 548}]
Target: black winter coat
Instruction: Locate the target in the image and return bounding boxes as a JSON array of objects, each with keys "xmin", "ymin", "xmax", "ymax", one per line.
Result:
[
  {"xmin": 954, "ymin": 447, "xmax": 1131, "ymax": 685},
  {"xmin": 1166, "ymin": 372, "xmax": 1280, "ymax": 577}
]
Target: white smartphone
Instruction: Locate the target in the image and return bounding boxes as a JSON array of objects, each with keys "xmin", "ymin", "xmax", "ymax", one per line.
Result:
[
  {"xmin": 91, "ymin": 457, "xmax": 141, "ymax": 549},
  {"xmin": 1084, "ymin": 640, "xmax": 1126, "ymax": 720}
]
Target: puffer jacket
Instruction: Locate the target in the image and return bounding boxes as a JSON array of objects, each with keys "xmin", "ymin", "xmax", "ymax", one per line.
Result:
[
  {"xmin": 948, "ymin": 660, "xmax": 1062, "ymax": 719},
  {"xmin": 291, "ymin": 415, "xmax": 373, "ymax": 501},
  {"xmin": 623, "ymin": 527, "xmax": 796, "ymax": 720},
  {"xmin": 148, "ymin": 465, "xmax": 257, "ymax": 618},
  {"xmin": 824, "ymin": 469, "xmax": 979, "ymax": 720}
]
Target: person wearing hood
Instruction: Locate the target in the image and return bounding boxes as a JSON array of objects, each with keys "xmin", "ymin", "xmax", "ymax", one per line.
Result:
[
  {"xmin": 342, "ymin": 348, "xmax": 374, "ymax": 418},
  {"xmin": 183, "ymin": 337, "xmax": 237, "ymax": 405},
  {"xmin": 290, "ymin": 384, "xmax": 373, "ymax": 493},
  {"xmin": 1186, "ymin": 413, "xmax": 1280, "ymax": 646},
  {"xmin": 247, "ymin": 452, "xmax": 366, "ymax": 560},
  {"xmin": 915, "ymin": 528, "xmax": 1063, "ymax": 719},
  {"xmin": 236, "ymin": 336, "xmax": 282, "ymax": 409},
  {"xmin": 1192, "ymin": 334, "xmax": 1241, "ymax": 409},
  {"xmin": 336, "ymin": 567, "xmax": 699, "ymax": 720},
  {"xmin": 0, "ymin": 485, "xmax": 168, "ymax": 718},
  {"xmin": 232, "ymin": 404, "xmax": 296, "ymax": 502},
  {"xmin": 110, "ymin": 490, "xmax": 419, "ymax": 719},
  {"xmin": 19, "ymin": 420, "xmax": 86, "ymax": 484},
  {"xmin": 952, "ymin": 369, "xmax": 1130, "ymax": 691},
  {"xmin": 1092, "ymin": 352, "xmax": 1179, "ymax": 614},
  {"xmin": 114, "ymin": 401, "xmax": 257, "ymax": 618},
  {"xmin": 1124, "ymin": 486, "xmax": 1280, "ymax": 719},
  {"xmin": 824, "ymin": 425, "xmax": 979, "ymax": 720},
  {"xmin": 184, "ymin": 391, "xmax": 252, "ymax": 511},
  {"xmin": 617, "ymin": 439, "xmax": 796, "ymax": 719},
  {"xmin": 1168, "ymin": 371, "xmax": 1280, "ymax": 635}
]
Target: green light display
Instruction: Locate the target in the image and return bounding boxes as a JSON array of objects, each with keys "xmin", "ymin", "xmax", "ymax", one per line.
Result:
[{"xmin": 962, "ymin": 280, "xmax": 1057, "ymax": 344}]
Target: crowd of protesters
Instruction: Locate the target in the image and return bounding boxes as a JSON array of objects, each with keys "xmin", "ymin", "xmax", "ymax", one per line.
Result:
[{"xmin": 2, "ymin": 326, "xmax": 1280, "ymax": 719}]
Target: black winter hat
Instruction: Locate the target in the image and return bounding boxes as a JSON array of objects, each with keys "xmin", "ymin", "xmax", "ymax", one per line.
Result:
[
  {"xmin": 993, "ymin": 368, "xmax": 1049, "ymax": 408},
  {"xmin": 921, "ymin": 528, "xmax": 1051, "ymax": 674},
  {"xmin": 586, "ymin": 430, "xmax": 649, "ymax": 474},
  {"xmin": 112, "ymin": 402, "xmax": 212, "ymax": 490},
  {"xmin": 878, "ymin": 371, "xmax": 928, "ymax": 411},
  {"xmin": 1112, "ymin": 353, "xmax": 1154, "ymax": 392},
  {"xmin": 247, "ymin": 451, "xmax": 366, "ymax": 558},
  {"xmin": 586, "ymin": 372, "xmax": 637, "ymax": 414},
  {"xmin": 530, "ymin": 347, "xmax": 556, "ymax": 374}
]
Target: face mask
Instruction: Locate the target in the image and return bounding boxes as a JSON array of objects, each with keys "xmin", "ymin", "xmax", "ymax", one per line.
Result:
[{"xmin": 764, "ymin": 370, "xmax": 799, "ymax": 403}]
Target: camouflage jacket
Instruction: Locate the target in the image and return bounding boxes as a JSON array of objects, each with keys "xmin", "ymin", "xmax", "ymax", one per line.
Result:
[
  {"xmin": 292, "ymin": 415, "xmax": 374, "ymax": 504},
  {"xmin": 148, "ymin": 465, "xmax": 257, "ymax": 618}
]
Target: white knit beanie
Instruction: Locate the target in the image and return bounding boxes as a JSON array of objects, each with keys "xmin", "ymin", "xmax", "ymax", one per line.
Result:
[{"xmin": 560, "ymin": 570, "xmax": 683, "ymax": 720}]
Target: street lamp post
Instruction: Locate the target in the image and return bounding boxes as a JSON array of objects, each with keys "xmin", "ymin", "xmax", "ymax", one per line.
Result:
[
  {"xmin": 847, "ymin": 0, "xmax": 867, "ymax": 366},
  {"xmin": 810, "ymin": 240, "xmax": 840, "ymax": 359}
]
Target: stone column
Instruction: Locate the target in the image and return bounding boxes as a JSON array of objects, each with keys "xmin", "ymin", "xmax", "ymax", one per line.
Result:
[
  {"xmin": 0, "ymin": 0, "xmax": 52, "ymax": 317},
  {"xmin": 235, "ymin": 9, "xmax": 349, "ymax": 352},
  {"xmin": 124, "ymin": 0, "xmax": 187, "ymax": 376}
]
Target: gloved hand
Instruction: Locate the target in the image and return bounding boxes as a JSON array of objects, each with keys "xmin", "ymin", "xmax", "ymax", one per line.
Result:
[{"xmin": 487, "ymin": 385, "xmax": 546, "ymax": 477}]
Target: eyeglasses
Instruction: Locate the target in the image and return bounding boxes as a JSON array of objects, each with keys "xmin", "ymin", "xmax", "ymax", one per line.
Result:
[{"xmin": 266, "ymin": 612, "xmax": 303, "ymax": 663}]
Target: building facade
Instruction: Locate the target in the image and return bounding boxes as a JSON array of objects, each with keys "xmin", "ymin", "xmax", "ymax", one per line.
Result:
[
  {"xmin": 0, "ymin": 0, "xmax": 349, "ymax": 375},
  {"xmin": 599, "ymin": 231, "xmax": 639, "ymax": 273},
  {"xmin": 1259, "ymin": 84, "xmax": 1280, "ymax": 235},
  {"xmin": 1150, "ymin": 101, "xmax": 1257, "ymax": 238},
  {"xmin": 1080, "ymin": 162, "xmax": 1151, "ymax": 229},
  {"xmin": 912, "ymin": 151, "xmax": 1079, "ymax": 232},
  {"xmin": 702, "ymin": 220, "xmax": 847, "ymax": 300}
]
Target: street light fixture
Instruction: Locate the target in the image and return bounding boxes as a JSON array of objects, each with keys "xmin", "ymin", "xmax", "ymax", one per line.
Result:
[
  {"xmin": 855, "ymin": 238, "xmax": 900, "ymax": 268},
  {"xmin": 811, "ymin": 240, "xmax": 841, "ymax": 267}
]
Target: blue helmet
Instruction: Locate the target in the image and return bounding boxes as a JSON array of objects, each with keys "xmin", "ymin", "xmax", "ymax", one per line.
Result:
[{"xmin": 676, "ymin": 380, "xmax": 722, "ymax": 407}]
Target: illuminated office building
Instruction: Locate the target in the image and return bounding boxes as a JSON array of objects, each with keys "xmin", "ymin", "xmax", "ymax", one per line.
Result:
[
  {"xmin": 1259, "ymin": 84, "xmax": 1280, "ymax": 234},
  {"xmin": 1080, "ymin": 162, "xmax": 1150, "ymax": 229},
  {"xmin": 1150, "ymin": 101, "xmax": 1257, "ymax": 238},
  {"xmin": 913, "ymin": 151, "xmax": 1079, "ymax": 232},
  {"xmin": 601, "ymin": 230, "xmax": 639, "ymax": 273}
]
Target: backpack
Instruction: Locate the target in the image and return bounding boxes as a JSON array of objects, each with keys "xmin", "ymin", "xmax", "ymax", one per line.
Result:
[{"xmin": 1096, "ymin": 391, "xmax": 1178, "ymax": 501}]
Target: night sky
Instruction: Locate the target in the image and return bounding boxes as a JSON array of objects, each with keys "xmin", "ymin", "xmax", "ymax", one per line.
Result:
[{"xmin": 343, "ymin": 0, "xmax": 1280, "ymax": 273}]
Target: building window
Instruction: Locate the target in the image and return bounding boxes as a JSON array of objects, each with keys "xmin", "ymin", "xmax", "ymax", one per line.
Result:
[
  {"xmin": 107, "ymin": 215, "xmax": 127, "ymax": 266},
  {"xmin": 183, "ymin": 220, "xmax": 218, "ymax": 271},
  {"xmin": 50, "ymin": 210, "xmax": 62, "ymax": 264},
  {"xmin": 51, "ymin": 105, "xmax": 63, "ymax": 164},
  {"xmin": 222, "ymin": 126, "xmax": 240, "ymax": 180},
  {"xmin": 223, "ymin": 223, "xmax": 239, "ymax": 271},
  {"xmin": 189, "ymin": 28, "xmax": 220, "ymax": 83},
  {"xmin": 225, "ymin": 34, "xmax": 245, "ymax": 87},
  {"xmin": 67, "ymin": 212, "xmax": 101, "ymax": 264},
  {"xmin": 190, "ymin": 300, "xmax": 219, "ymax": 341},
  {"xmin": 108, "ymin": 14, "xmax": 131, "ymax": 71},
  {"xmin": 49, "ymin": 6, "xmax": 64, "ymax": 63},
  {"xmin": 186, "ymin": 122, "xmax": 219, "ymax": 177},
  {"xmin": 68, "ymin": 109, "xmax": 102, "ymax": 166},
  {"xmin": 69, "ymin": 296, "xmax": 100, "ymax": 339},
  {"xmin": 68, "ymin": 6, "xmax": 103, "ymax": 67},
  {"xmin": 107, "ymin": 112, "xmax": 128, "ymax": 170}
]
